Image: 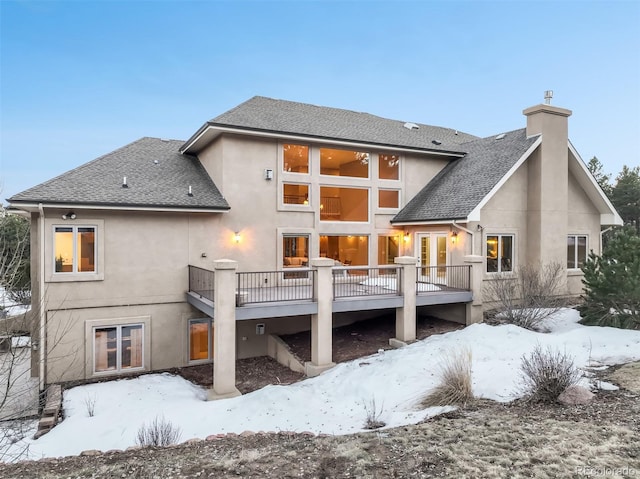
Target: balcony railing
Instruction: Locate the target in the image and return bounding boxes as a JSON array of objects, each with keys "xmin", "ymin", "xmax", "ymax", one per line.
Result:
[
  {"xmin": 333, "ymin": 266, "xmax": 401, "ymax": 299},
  {"xmin": 188, "ymin": 264, "xmax": 472, "ymax": 307},
  {"xmin": 236, "ymin": 269, "xmax": 315, "ymax": 305},
  {"xmin": 416, "ymin": 265, "xmax": 471, "ymax": 293},
  {"xmin": 188, "ymin": 265, "xmax": 214, "ymax": 302}
]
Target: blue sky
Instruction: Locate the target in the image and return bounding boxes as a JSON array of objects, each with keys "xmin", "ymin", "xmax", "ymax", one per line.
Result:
[{"xmin": 1, "ymin": 0, "xmax": 639, "ymax": 201}]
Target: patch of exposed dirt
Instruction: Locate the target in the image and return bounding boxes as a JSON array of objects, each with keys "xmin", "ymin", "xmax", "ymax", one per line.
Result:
[
  {"xmin": 282, "ymin": 314, "xmax": 463, "ymax": 363},
  {"xmin": 169, "ymin": 356, "xmax": 305, "ymax": 394}
]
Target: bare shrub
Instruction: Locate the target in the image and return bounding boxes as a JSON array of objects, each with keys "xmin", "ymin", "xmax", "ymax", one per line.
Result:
[
  {"xmin": 519, "ymin": 345, "xmax": 582, "ymax": 403},
  {"xmin": 362, "ymin": 397, "xmax": 385, "ymax": 429},
  {"xmin": 136, "ymin": 415, "xmax": 182, "ymax": 447},
  {"xmin": 487, "ymin": 262, "xmax": 566, "ymax": 331},
  {"xmin": 423, "ymin": 348, "xmax": 473, "ymax": 407},
  {"xmin": 84, "ymin": 394, "xmax": 96, "ymax": 417}
]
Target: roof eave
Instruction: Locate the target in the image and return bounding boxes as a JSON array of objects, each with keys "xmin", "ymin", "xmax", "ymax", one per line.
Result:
[
  {"xmin": 390, "ymin": 217, "xmax": 469, "ymax": 226},
  {"xmin": 181, "ymin": 123, "xmax": 468, "ymax": 158},
  {"xmin": 567, "ymin": 142, "xmax": 623, "ymax": 226},
  {"xmin": 7, "ymin": 200, "xmax": 231, "ymax": 214}
]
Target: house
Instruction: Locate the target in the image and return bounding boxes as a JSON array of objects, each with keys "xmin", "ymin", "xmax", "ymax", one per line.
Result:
[{"xmin": 7, "ymin": 95, "xmax": 622, "ymax": 398}]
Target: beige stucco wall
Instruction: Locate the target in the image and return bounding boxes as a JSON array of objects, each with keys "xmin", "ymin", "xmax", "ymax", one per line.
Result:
[
  {"xmin": 38, "ymin": 208, "xmax": 217, "ymax": 383},
  {"xmin": 477, "ymin": 141, "xmax": 603, "ymax": 302},
  {"xmin": 197, "ymin": 135, "xmax": 453, "ymax": 271}
]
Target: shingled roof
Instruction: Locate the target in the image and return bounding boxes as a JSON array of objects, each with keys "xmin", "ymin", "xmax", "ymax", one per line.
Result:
[
  {"xmin": 8, "ymin": 138, "xmax": 229, "ymax": 211},
  {"xmin": 184, "ymin": 96, "xmax": 478, "ymax": 154},
  {"xmin": 392, "ymin": 129, "xmax": 540, "ymax": 223}
]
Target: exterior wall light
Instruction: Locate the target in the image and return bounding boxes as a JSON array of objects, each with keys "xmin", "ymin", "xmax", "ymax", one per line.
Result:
[
  {"xmin": 451, "ymin": 231, "xmax": 458, "ymax": 244},
  {"xmin": 233, "ymin": 232, "xmax": 242, "ymax": 243},
  {"xmin": 403, "ymin": 232, "xmax": 410, "ymax": 243},
  {"xmin": 62, "ymin": 211, "xmax": 76, "ymax": 220}
]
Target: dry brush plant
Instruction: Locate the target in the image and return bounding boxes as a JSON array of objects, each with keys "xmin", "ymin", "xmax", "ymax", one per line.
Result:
[
  {"xmin": 519, "ymin": 344, "xmax": 582, "ymax": 403},
  {"xmin": 486, "ymin": 262, "xmax": 566, "ymax": 331},
  {"xmin": 422, "ymin": 348, "xmax": 474, "ymax": 408},
  {"xmin": 136, "ymin": 415, "xmax": 183, "ymax": 447},
  {"xmin": 362, "ymin": 397, "xmax": 385, "ymax": 429}
]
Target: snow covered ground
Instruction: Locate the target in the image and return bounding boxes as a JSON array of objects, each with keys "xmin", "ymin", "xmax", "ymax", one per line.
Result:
[{"xmin": 6, "ymin": 308, "xmax": 640, "ymax": 462}]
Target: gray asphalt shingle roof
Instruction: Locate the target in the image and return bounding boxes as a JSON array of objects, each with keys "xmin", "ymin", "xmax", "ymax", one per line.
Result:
[
  {"xmin": 8, "ymin": 138, "xmax": 229, "ymax": 210},
  {"xmin": 392, "ymin": 129, "xmax": 540, "ymax": 222},
  {"xmin": 205, "ymin": 96, "xmax": 478, "ymax": 152}
]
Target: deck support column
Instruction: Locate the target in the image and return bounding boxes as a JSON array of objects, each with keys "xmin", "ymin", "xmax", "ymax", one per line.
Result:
[
  {"xmin": 305, "ymin": 258, "xmax": 335, "ymax": 377},
  {"xmin": 464, "ymin": 255, "xmax": 484, "ymax": 325},
  {"xmin": 391, "ymin": 256, "xmax": 418, "ymax": 348},
  {"xmin": 209, "ymin": 259, "xmax": 241, "ymax": 400}
]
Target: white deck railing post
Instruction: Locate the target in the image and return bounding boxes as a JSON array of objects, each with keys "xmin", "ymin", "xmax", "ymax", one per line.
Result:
[
  {"xmin": 390, "ymin": 256, "xmax": 418, "ymax": 348},
  {"xmin": 305, "ymin": 258, "xmax": 336, "ymax": 377},
  {"xmin": 209, "ymin": 259, "xmax": 242, "ymax": 400},
  {"xmin": 464, "ymin": 255, "xmax": 484, "ymax": 324}
]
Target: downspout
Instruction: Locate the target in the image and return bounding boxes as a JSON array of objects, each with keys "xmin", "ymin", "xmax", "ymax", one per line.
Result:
[
  {"xmin": 37, "ymin": 204, "xmax": 46, "ymax": 393},
  {"xmin": 600, "ymin": 226, "xmax": 613, "ymax": 255},
  {"xmin": 452, "ymin": 221, "xmax": 476, "ymax": 256}
]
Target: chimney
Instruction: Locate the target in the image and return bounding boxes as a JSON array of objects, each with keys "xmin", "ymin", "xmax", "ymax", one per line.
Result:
[{"xmin": 523, "ymin": 96, "xmax": 572, "ymax": 289}]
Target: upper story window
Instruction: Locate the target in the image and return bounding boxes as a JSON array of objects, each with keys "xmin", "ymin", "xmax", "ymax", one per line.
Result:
[
  {"xmin": 567, "ymin": 235, "xmax": 587, "ymax": 269},
  {"xmin": 320, "ymin": 148, "xmax": 369, "ymax": 178},
  {"xmin": 320, "ymin": 186, "xmax": 368, "ymax": 222},
  {"xmin": 378, "ymin": 189, "xmax": 399, "ymax": 209},
  {"xmin": 54, "ymin": 226, "xmax": 96, "ymax": 273},
  {"xmin": 379, "ymin": 154, "xmax": 400, "ymax": 180},
  {"xmin": 486, "ymin": 234, "xmax": 513, "ymax": 273},
  {"xmin": 283, "ymin": 144, "xmax": 309, "ymax": 174},
  {"xmin": 283, "ymin": 183, "xmax": 309, "ymax": 205}
]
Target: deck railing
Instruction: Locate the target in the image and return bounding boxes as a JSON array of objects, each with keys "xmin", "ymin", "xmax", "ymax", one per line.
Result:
[
  {"xmin": 188, "ymin": 264, "xmax": 472, "ymax": 306},
  {"xmin": 333, "ymin": 266, "xmax": 401, "ymax": 299},
  {"xmin": 236, "ymin": 269, "xmax": 315, "ymax": 305},
  {"xmin": 416, "ymin": 265, "xmax": 471, "ymax": 293},
  {"xmin": 188, "ymin": 265, "xmax": 215, "ymax": 302}
]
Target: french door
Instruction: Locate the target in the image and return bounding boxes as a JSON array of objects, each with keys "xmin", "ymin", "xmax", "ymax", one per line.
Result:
[{"xmin": 417, "ymin": 233, "xmax": 448, "ymax": 283}]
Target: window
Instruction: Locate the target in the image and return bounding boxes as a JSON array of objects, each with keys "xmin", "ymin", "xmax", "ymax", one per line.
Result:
[
  {"xmin": 320, "ymin": 186, "xmax": 368, "ymax": 222},
  {"xmin": 379, "ymin": 154, "xmax": 400, "ymax": 180},
  {"xmin": 283, "ymin": 144, "xmax": 309, "ymax": 173},
  {"xmin": 54, "ymin": 226, "xmax": 96, "ymax": 273},
  {"xmin": 378, "ymin": 235, "xmax": 400, "ymax": 265},
  {"xmin": 189, "ymin": 319, "xmax": 212, "ymax": 362},
  {"xmin": 486, "ymin": 235, "xmax": 513, "ymax": 273},
  {"xmin": 567, "ymin": 235, "xmax": 587, "ymax": 269},
  {"xmin": 94, "ymin": 324, "xmax": 143, "ymax": 373},
  {"xmin": 320, "ymin": 235, "xmax": 369, "ymax": 266},
  {"xmin": 320, "ymin": 148, "xmax": 369, "ymax": 178},
  {"xmin": 283, "ymin": 183, "xmax": 309, "ymax": 205},
  {"xmin": 283, "ymin": 234, "xmax": 310, "ymax": 278},
  {"xmin": 378, "ymin": 189, "xmax": 399, "ymax": 209}
]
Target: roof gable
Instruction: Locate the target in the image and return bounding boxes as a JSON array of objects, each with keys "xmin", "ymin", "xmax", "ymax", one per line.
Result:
[
  {"xmin": 8, "ymin": 138, "xmax": 229, "ymax": 211},
  {"xmin": 392, "ymin": 129, "xmax": 540, "ymax": 223},
  {"xmin": 183, "ymin": 96, "xmax": 478, "ymax": 154}
]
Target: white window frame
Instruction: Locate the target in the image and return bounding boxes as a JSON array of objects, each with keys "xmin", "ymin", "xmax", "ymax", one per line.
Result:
[
  {"xmin": 280, "ymin": 181, "xmax": 312, "ymax": 211},
  {"xmin": 188, "ymin": 318, "xmax": 212, "ymax": 364},
  {"xmin": 53, "ymin": 225, "xmax": 97, "ymax": 274},
  {"xmin": 319, "ymin": 185, "xmax": 370, "ymax": 223},
  {"xmin": 93, "ymin": 323, "xmax": 144, "ymax": 374},
  {"xmin": 281, "ymin": 143, "xmax": 311, "ymax": 175},
  {"xmin": 485, "ymin": 234, "xmax": 515, "ymax": 274},
  {"xmin": 46, "ymin": 218, "xmax": 104, "ymax": 282},
  {"xmin": 377, "ymin": 152, "xmax": 401, "ymax": 181},
  {"xmin": 377, "ymin": 188, "xmax": 401, "ymax": 210},
  {"xmin": 567, "ymin": 234, "xmax": 588, "ymax": 270}
]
